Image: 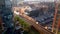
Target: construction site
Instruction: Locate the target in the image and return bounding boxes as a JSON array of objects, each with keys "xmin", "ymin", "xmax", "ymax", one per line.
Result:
[{"xmin": 0, "ymin": 0, "xmax": 60, "ymax": 34}]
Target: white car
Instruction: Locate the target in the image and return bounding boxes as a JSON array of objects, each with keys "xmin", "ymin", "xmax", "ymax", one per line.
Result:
[
  {"xmin": 14, "ymin": 10, "xmax": 19, "ymax": 15},
  {"xmin": 36, "ymin": 22, "xmax": 39, "ymax": 24}
]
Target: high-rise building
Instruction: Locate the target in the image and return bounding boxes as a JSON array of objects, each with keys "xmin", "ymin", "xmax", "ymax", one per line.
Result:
[{"xmin": 1, "ymin": 0, "xmax": 13, "ymax": 28}]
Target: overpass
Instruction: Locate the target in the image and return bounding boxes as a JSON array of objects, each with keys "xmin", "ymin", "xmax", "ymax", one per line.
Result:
[
  {"xmin": 13, "ymin": 6, "xmax": 54, "ymax": 34},
  {"xmin": 19, "ymin": 14, "xmax": 54, "ymax": 34}
]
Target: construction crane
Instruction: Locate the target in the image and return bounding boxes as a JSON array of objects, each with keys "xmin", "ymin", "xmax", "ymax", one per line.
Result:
[
  {"xmin": 0, "ymin": 0, "xmax": 15, "ymax": 34},
  {"xmin": 52, "ymin": 0, "xmax": 60, "ymax": 34}
]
